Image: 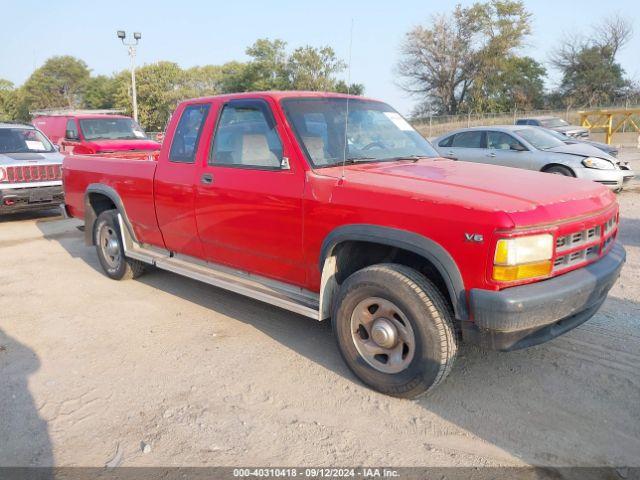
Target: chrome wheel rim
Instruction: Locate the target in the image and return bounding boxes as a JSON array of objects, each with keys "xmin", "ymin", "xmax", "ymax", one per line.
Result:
[
  {"xmin": 99, "ymin": 224, "xmax": 121, "ymax": 270},
  {"xmin": 350, "ymin": 297, "xmax": 415, "ymax": 374}
]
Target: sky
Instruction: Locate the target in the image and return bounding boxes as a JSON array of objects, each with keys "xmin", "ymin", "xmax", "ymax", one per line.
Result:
[{"xmin": 1, "ymin": 0, "xmax": 639, "ymax": 116}]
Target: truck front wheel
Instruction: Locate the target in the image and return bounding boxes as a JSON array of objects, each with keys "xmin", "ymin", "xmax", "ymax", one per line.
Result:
[
  {"xmin": 94, "ymin": 209, "xmax": 145, "ymax": 280},
  {"xmin": 332, "ymin": 264, "xmax": 457, "ymax": 398}
]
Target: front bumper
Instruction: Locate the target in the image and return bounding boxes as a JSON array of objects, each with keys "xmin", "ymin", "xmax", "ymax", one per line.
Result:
[
  {"xmin": 576, "ymin": 167, "xmax": 635, "ymax": 191},
  {"xmin": 0, "ymin": 185, "xmax": 64, "ymax": 214},
  {"xmin": 463, "ymin": 242, "xmax": 625, "ymax": 351}
]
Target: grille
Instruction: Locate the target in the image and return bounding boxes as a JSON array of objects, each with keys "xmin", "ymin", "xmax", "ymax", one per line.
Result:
[
  {"xmin": 4, "ymin": 164, "xmax": 62, "ymax": 183},
  {"xmin": 556, "ymin": 226, "xmax": 600, "ymax": 252},
  {"xmin": 553, "ymin": 212, "xmax": 617, "ymax": 273}
]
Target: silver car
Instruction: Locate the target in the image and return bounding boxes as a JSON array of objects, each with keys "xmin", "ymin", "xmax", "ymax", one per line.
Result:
[
  {"xmin": 516, "ymin": 116, "xmax": 589, "ymax": 138},
  {"xmin": 433, "ymin": 126, "xmax": 635, "ymax": 191},
  {"xmin": 0, "ymin": 123, "xmax": 64, "ymax": 214}
]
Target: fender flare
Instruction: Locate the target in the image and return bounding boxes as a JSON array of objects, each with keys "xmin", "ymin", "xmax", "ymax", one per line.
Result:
[
  {"xmin": 83, "ymin": 184, "xmax": 138, "ymax": 246},
  {"xmin": 319, "ymin": 224, "xmax": 468, "ymax": 321}
]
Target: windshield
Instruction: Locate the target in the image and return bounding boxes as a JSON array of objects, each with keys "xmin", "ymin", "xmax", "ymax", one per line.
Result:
[
  {"xmin": 515, "ymin": 128, "xmax": 566, "ymax": 150},
  {"xmin": 542, "ymin": 128, "xmax": 570, "ymax": 141},
  {"xmin": 0, "ymin": 128, "xmax": 54, "ymax": 154},
  {"xmin": 281, "ymin": 98, "xmax": 437, "ymax": 167},
  {"xmin": 540, "ymin": 118, "xmax": 569, "ymax": 128},
  {"xmin": 79, "ymin": 118, "xmax": 148, "ymax": 141}
]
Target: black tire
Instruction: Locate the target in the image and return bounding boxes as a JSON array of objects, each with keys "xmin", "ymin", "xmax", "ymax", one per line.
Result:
[
  {"xmin": 544, "ymin": 165, "xmax": 574, "ymax": 176},
  {"xmin": 332, "ymin": 263, "xmax": 457, "ymax": 398},
  {"xmin": 93, "ymin": 209, "xmax": 145, "ymax": 280}
]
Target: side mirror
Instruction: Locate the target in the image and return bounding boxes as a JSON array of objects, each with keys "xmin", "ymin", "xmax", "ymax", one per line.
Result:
[
  {"xmin": 511, "ymin": 143, "xmax": 527, "ymax": 152},
  {"xmin": 65, "ymin": 130, "xmax": 79, "ymax": 140}
]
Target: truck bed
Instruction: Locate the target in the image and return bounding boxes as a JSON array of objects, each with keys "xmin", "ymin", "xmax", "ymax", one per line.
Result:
[{"xmin": 63, "ymin": 154, "xmax": 161, "ymax": 245}]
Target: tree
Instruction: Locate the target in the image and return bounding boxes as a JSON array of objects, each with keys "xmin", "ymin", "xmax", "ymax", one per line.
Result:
[
  {"xmin": 287, "ymin": 46, "xmax": 346, "ymax": 90},
  {"xmin": 114, "ymin": 62, "xmax": 186, "ymax": 131},
  {"xmin": 551, "ymin": 14, "xmax": 633, "ymax": 107},
  {"xmin": 83, "ymin": 75, "xmax": 118, "ymax": 109},
  {"xmin": 469, "ymin": 56, "xmax": 546, "ymax": 112},
  {"xmin": 397, "ymin": 0, "xmax": 531, "ymax": 115},
  {"xmin": 21, "ymin": 56, "xmax": 91, "ymax": 111},
  {"xmin": 0, "ymin": 79, "xmax": 16, "ymax": 120},
  {"xmin": 242, "ymin": 39, "xmax": 290, "ymax": 91}
]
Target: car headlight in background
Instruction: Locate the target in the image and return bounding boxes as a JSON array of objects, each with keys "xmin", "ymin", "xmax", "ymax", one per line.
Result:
[
  {"xmin": 582, "ymin": 157, "xmax": 615, "ymax": 170},
  {"xmin": 493, "ymin": 233, "xmax": 553, "ymax": 282}
]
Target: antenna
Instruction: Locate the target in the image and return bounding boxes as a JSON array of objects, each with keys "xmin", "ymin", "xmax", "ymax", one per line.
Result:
[{"xmin": 341, "ymin": 18, "xmax": 354, "ymax": 180}]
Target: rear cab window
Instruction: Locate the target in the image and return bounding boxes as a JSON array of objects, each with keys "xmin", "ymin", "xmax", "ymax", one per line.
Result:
[{"xmin": 169, "ymin": 104, "xmax": 211, "ymax": 163}]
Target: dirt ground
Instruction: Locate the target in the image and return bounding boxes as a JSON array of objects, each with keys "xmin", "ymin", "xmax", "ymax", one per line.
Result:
[{"xmin": 1, "ymin": 150, "xmax": 639, "ymax": 468}]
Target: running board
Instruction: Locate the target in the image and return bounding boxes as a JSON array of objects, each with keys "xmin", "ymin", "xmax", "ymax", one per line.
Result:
[{"xmin": 118, "ymin": 216, "xmax": 320, "ymax": 319}]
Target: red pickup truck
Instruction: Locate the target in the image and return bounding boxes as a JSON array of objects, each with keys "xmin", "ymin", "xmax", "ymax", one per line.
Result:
[{"xmin": 62, "ymin": 92, "xmax": 625, "ymax": 398}]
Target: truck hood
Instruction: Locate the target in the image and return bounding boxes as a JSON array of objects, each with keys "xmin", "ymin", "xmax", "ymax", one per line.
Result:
[
  {"xmin": 320, "ymin": 159, "xmax": 614, "ymax": 227},
  {"xmin": 545, "ymin": 143, "xmax": 617, "ymax": 161},
  {"xmin": 0, "ymin": 151, "xmax": 64, "ymax": 166},
  {"xmin": 86, "ymin": 139, "xmax": 161, "ymax": 152}
]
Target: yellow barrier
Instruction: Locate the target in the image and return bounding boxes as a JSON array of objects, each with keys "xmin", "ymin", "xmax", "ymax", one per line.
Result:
[{"xmin": 579, "ymin": 108, "xmax": 640, "ymax": 144}]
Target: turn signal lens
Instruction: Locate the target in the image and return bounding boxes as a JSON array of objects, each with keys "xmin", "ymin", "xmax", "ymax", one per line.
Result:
[{"xmin": 493, "ymin": 260, "xmax": 553, "ymax": 282}]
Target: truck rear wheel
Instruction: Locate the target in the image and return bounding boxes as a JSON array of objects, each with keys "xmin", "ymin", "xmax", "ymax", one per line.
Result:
[
  {"xmin": 332, "ymin": 264, "xmax": 457, "ymax": 398},
  {"xmin": 94, "ymin": 210, "xmax": 145, "ymax": 280}
]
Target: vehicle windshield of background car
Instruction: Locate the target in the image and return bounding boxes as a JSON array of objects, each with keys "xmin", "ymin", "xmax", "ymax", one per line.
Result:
[
  {"xmin": 515, "ymin": 128, "xmax": 566, "ymax": 151},
  {"xmin": 540, "ymin": 118, "xmax": 569, "ymax": 128},
  {"xmin": 282, "ymin": 98, "xmax": 438, "ymax": 167},
  {"xmin": 79, "ymin": 118, "xmax": 148, "ymax": 141},
  {"xmin": 0, "ymin": 128, "xmax": 55, "ymax": 154}
]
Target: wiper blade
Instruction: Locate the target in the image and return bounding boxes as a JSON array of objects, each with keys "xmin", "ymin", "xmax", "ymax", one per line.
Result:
[
  {"xmin": 342, "ymin": 156, "xmax": 378, "ymax": 164},
  {"xmin": 386, "ymin": 155, "xmax": 429, "ymax": 162}
]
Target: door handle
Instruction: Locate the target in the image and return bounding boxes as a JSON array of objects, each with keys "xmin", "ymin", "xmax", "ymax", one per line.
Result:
[{"xmin": 201, "ymin": 173, "xmax": 214, "ymax": 185}]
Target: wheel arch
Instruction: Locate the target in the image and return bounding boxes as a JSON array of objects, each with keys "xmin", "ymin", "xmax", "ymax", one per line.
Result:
[
  {"xmin": 83, "ymin": 184, "xmax": 137, "ymax": 246},
  {"xmin": 541, "ymin": 163, "xmax": 576, "ymax": 176},
  {"xmin": 318, "ymin": 224, "xmax": 468, "ymax": 322}
]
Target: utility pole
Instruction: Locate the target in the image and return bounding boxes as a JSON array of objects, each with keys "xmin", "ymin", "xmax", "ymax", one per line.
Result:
[{"xmin": 117, "ymin": 30, "xmax": 142, "ymax": 122}]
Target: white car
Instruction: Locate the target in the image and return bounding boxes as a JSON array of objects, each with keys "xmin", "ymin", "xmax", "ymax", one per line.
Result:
[{"xmin": 0, "ymin": 123, "xmax": 64, "ymax": 215}]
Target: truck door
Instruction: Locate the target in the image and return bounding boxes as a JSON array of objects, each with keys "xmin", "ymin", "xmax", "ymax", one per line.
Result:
[
  {"xmin": 485, "ymin": 131, "xmax": 537, "ymax": 170},
  {"xmin": 194, "ymin": 98, "xmax": 306, "ymax": 286},
  {"xmin": 154, "ymin": 102, "xmax": 211, "ymax": 258}
]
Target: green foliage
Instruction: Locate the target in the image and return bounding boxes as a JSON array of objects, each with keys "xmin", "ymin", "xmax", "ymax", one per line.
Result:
[
  {"xmin": 398, "ymin": 0, "xmax": 532, "ymax": 115},
  {"xmin": 556, "ymin": 45, "xmax": 627, "ymax": 108},
  {"xmin": 21, "ymin": 56, "xmax": 91, "ymax": 111},
  {"xmin": 1, "ymin": 38, "xmax": 359, "ymax": 129},
  {"xmin": 469, "ymin": 56, "xmax": 546, "ymax": 112},
  {"xmin": 83, "ymin": 75, "xmax": 119, "ymax": 109}
]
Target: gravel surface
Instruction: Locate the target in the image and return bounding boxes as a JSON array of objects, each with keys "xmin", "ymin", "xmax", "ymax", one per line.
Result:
[{"xmin": 1, "ymin": 150, "xmax": 639, "ymax": 467}]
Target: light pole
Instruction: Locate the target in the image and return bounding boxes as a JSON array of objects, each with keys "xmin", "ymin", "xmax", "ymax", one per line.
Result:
[{"xmin": 117, "ymin": 30, "xmax": 141, "ymax": 122}]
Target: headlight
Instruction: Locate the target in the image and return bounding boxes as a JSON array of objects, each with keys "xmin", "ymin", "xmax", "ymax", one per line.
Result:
[
  {"xmin": 582, "ymin": 157, "xmax": 615, "ymax": 170},
  {"xmin": 493, "ymin": 234, "xmax": 553, "ymax": 282},
  {"xmin": 0, "ymin": 167, "xmax": 6, "ymax": 182}
]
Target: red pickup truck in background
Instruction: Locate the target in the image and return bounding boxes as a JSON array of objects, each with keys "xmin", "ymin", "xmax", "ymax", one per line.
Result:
[
  {"xmin": 33, "ymin": 112, "xmax": 161, "ymax": 155},
  {"xmin": 62, "ymin": 92, "xmax": 625, "ymax": 398}
]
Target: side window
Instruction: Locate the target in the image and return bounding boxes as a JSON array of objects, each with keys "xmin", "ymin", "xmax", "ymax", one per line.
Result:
[
  {"xmin": 210, "ymin": 101, "xmax": 283, "ymax": 169},
  {"xmin": 169, "ymin": 104, "xmax": 210, "ymax": 163},
  {"xmin": 438, "ymin": 135, "xmax": 454, "ymax": 148},
  {"xmin": 65, "ymin": 119, "xmax": 78, "ymax": 139},
  {"xmin": 486, "ymin": 131, "xmax": 524, "ymax": 151},
  {"xmin": 451, "ymin": 131, "xmax": 483, "ymax": 148}
]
